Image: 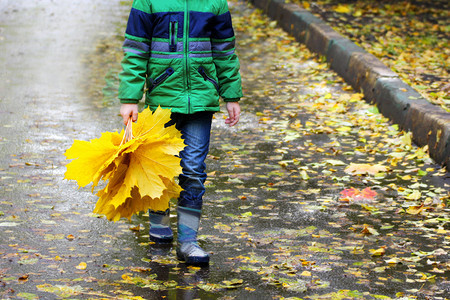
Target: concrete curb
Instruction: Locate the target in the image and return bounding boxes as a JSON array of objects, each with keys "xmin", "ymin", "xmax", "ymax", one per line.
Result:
[{"xmin": 246, "ymin": 0, "xmax": 450, "ymax": 169}]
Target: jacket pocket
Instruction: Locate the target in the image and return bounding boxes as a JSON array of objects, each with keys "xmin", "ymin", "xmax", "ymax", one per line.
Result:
[
  {"xmin": 169, "ymin": 20, "xmax": 178, "ymax": 52},
  {"xmin": 198, "ymin": 66, "xmax": 219, "ymax": 93},
  {"xmin": 148, "ymin": 67, "xmax": 175, "ymax": 94}
]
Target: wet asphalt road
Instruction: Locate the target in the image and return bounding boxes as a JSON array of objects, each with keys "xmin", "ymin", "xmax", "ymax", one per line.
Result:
[{"xmin": 0, "ymin": 0, "xmax": 449, "ymax": 299}]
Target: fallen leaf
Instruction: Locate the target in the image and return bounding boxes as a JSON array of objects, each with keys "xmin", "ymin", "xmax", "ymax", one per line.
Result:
[
  {"xmin": 370, "ymin": 247, "xmax": 386, "ymax": 257},
  {"xmin": 406, "ymin": 204, "xmax": 431, "ymax": 215},
  {"xmin": 16, "ymin": 293, "xmax": 38, "ymax": 300},
  {"xmin": 18, "ymin": 274, "xmax": 29, "ymax": 281},
  {"xmin": 129, "ymin": 224, "xmax": 141, "ymax": 231},
  {"xmin": 222, "ymin": 279, "xmax": 244, "ymax": 289},
  {"xmin": 325, "ymin": 159, "xmax": 346, "ymax": 166},
  {"xmin": 345, "ymin": 163, "xmax": 388, "ymax": 175},
  {"xmin": 405, "ymin": 190, "xmax": 422, "ymax": 200},
  {"xmin": 361, "ymin": 224, "xmax": 379, "ymax": 236},
  {"xmin": 75, "ymin": 262, "xmax": 87, "ymax": 270},
  {"xmin": 334, "ymin": 4, "xmax": 351, "ymax": 14},
  {"xmin": 300, "ymin": 271, "xmax": 311, "ymax": 277}
]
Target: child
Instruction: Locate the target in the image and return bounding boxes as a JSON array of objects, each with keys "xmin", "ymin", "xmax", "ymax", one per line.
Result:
[{"xmin": 118, "ymin": 0, "xmax": 243, "ymax": 265}]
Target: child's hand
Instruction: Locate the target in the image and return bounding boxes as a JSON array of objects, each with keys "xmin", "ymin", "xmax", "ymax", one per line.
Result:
[
  {"xmin": 225, "ymin": 102, "xmax": 240, "ymax": 127},
  {"xmin": 120, "ymin": 103, "xmax": 139, "ymax": 125}
]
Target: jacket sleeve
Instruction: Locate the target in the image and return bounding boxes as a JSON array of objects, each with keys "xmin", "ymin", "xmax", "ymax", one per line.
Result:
[
  {"xmin": 211, "ymin": 0, "xmax": 243, "ymax": 102},
  {"xmin": 118, "ymin": 0, "xmax": 153, "ymax": 103}
]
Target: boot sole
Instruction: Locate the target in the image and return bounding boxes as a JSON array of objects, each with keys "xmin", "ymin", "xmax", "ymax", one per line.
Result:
[
  {"xmin": 176, "ymin": 251, "xmax": 210, "ymax": 265},
  {"xmin": 149, "ymin": 235, "xmax": 173, "ymax": 244}
]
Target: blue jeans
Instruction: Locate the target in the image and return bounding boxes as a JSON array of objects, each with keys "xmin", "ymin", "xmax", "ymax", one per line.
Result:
[{"xmin": 166, "ymin": 111, "xmax": 213, "ymax": 210}]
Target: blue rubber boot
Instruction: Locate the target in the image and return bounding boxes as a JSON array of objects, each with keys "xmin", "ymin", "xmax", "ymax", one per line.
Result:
[
  {"xmin": 149, "ymin": 209, "xmax": 173, "ymax": 244},
  {"xmin": 176, "ymin": 206, "xmax": 209, "ymax": 265}
]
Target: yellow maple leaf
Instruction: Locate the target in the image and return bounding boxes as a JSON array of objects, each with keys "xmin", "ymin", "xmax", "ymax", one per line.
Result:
[
  {"xmin": 64, "ymin": 131, "xmax": 121, "ymax": 187},
  {"xmin": 132, "ymin": 105, "xmax": 180, "ymax": 139},
  {"xmin": 132, "ymin": 141, "xmax": 181, "ymax": 192},
  {"xmin": 65, "ymin": 107, "xmax": 185, "ymax": 221},
  {"xmin": 95, "ymin": 178, "xmax": 181, "ymax": 221}
]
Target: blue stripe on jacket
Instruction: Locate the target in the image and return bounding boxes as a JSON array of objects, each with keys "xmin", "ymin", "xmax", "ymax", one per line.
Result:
[
  {"xmin": 189, "ymin": 11, "xmax": 215, "ymax": 38},
  {"xmin": 151, "ymin": 12, "xmax": 184, "ymax": 39},
  {"xmin": 126, "ymin": 10, "xmax": 235, "ymax": 40},
  {"xmin": 126, "ymin": 8, "xmax": 153, "ymax": 40},
  {"xmin": 211, "ymin": 11, "xmax": 235, "ymax": 39}
]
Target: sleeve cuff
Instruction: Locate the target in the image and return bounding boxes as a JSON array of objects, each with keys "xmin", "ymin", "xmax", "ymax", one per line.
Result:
[
  {"xmin": 120, "ymin": 99, "xmax": 140, "ymax": 104},
  {"xmin": 224, "ymin": 98, "xmax": 240, "ymax": 102}
]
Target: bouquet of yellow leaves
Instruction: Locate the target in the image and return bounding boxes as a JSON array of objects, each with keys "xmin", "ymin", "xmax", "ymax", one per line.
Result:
[{"xmin": 64, "ymin": 107, "xmax": 185, "ymax": 221}]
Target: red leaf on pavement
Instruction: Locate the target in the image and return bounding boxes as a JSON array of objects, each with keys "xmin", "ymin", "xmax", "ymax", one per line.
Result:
[
  {"xmin": 360, "ymin": 187, "xmax": 377, "ymax": 199},
  {"xmin": 339, "ymin": 187, "xmax": 378, "ymax": 202}
]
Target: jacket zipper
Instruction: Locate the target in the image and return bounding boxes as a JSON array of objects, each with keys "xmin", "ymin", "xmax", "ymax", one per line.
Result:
[
  {"xmin": 148, "ymin": 67, "xmax": 175, "ymax": 94},
  {"xmin": 198, "ymin": 66, "xmax": 219, "ymax": 92},
  {"xmin": 184, "ymin": 0, "xmax": 191, "ymax": 114},
  {"xmin": 169, "ymin": 21, "xmax": 177, "ymax": 52}
]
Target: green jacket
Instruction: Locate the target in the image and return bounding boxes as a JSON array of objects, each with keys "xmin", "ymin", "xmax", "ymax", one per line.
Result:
[{"xmin": 118, "ymin": 0, "xmax": 243, "ymax": 114}]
